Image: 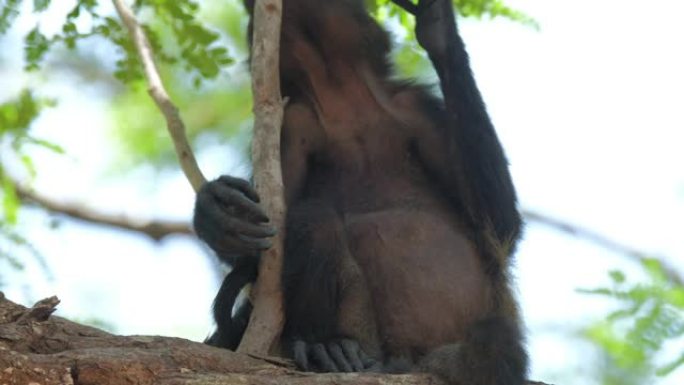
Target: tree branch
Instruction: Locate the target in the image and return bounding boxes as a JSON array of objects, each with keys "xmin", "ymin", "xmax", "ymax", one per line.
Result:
[
  {"xmin": 523, "ymin": 209, "xmax": 683, "ymax": 285},
  {"xmin": 111, "ymin": 0, "xmax": 206, "ymax": 192},
  {"xmin": 16, "ymin": 179, "xmax": 681, "ymax": 284},
  {"xmin": 14, "ymin": 179, "xmax": 680, "ymax": 284},
  {"xmin": 0, "ymin": 294, "xmax": 552, "ymax": 385},
  {"xmin": 238, "ymin": 0, "xmax": 287, "ymax": 356},
  {"xmin": 16, "ymin": 183, "xmax": 192, "ymax": 241}
]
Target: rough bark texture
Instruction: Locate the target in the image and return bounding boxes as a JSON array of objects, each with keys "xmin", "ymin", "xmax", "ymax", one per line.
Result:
[
  {"xmin": 239, "ymin": 0, "xmax": 287, "ymax": 356},
  {"xmin": 0, "ymin": 294, "xmax": 551, "ymax": 385}
]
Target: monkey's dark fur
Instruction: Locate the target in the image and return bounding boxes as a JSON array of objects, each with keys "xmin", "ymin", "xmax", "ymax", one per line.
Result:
[{"xmin": 194, "ymin": 0, "xmax": 528, "ymax": 384}]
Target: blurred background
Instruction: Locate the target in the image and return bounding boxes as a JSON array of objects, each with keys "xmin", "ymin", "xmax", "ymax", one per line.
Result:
[{"xmin": 1, "ymin": 0, "xmax": 682, "ymax": 384}]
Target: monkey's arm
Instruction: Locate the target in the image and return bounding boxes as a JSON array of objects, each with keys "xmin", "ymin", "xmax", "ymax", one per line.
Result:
[{"xmin": 394, "ymin": 0, "xmax": 521, "ymax": 243}]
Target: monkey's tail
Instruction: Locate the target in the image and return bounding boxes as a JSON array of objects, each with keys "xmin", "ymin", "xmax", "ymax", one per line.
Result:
[
  {"xmin": 418, "ymin": 316, "xmax": 528, "ymax": 385},
  {"xmin": 205, "ymin": 259, "xmax": 258, "ymax": 350}
]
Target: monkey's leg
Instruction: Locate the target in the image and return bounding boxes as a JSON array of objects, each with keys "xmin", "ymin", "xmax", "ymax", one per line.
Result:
[
  {"xmin": 283, "ymin": 201, "xmax": 379, "ymax": 372},
  {"xmin": 419, "ymin": 316, "xmax": 527, "ymax": 385}
]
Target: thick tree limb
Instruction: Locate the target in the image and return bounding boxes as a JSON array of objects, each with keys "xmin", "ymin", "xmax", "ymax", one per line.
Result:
[
  {"xmin": 112, "ymin": 0, "xmax": 206, "ymax": 192},
  {"xmin": 0, "ymin": 294, "xmax": 551, "ymax": 385},
  {"xmin": 15, "ymin": 183, "xmax": 192, "ymax": 241},
  {"xmin": 238, "ymin": 0, "xmax": 287, "ymax": 356}
]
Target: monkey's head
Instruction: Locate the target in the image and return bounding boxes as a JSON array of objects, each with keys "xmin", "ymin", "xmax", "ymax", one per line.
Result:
[{"xmin": 244, "ymin": 0, "xmax": 392, "ymax": 91}]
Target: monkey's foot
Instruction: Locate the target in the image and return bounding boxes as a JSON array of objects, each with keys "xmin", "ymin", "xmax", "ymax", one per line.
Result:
[{"xmin": 292, "ymin": 338, "xmax": 377, "ymax": 373}]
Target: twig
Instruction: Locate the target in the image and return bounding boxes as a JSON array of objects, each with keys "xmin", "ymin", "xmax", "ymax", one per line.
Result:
[
  {"xmin": 111, "ymin": 0, "xmax": 206, "ymax": 192},
  {"xmin": 15, "ymin": 183, "xmax": 191, "ymax": 241},
  {"xmin": 523, "ymin": 209, "xmax": 683, "ymax": 285},
  {"xmin": 237, "ymin": 0, "xmax": 286, "ymax": 355}
]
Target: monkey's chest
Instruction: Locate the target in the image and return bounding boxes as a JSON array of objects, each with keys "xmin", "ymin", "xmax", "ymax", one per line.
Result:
[{"xmin": 305, "ymin": 128, "xmax": 424, "ymax": 207}]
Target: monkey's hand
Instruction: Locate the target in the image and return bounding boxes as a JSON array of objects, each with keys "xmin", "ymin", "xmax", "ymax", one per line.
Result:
[
  {"xmin": 292, "ymin": 338, "xmax": 377, "ymax": 373},
  {"xmin": 391, "ymin": 0, "xmax": 455, "ymax": 60},
  {"xmin": 193, "ymin": 175, "xmax": 276, "ymax": 256},
  {"xmin": 389, "ymin": 0, "xmax": 420, "ymax": 14}
]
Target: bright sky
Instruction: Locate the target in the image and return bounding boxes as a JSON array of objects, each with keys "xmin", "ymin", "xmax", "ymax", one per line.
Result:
[{"xmin": 1, "ymin": 1, "xmax": 683, "ymax": 384}]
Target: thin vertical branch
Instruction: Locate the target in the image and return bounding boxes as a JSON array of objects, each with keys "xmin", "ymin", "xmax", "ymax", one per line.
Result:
[
  {"xmin": 112, "ymin": 0, "xmax": 206, "ymax": 192},
  {"xmin": 237, "ymin": 0, "xmax": 286, "ymax": 355}
]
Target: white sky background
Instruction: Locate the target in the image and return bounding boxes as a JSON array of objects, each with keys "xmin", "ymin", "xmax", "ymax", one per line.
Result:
[{"xmin": 1, "ymin": 0, "xmax": 683, "ymax": 384}]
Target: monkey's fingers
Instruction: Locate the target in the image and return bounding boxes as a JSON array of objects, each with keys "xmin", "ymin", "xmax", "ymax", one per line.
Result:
[
  {"xmin": 236, "ymin": 234, "xmax": 273, "ymax": 251},
  {"xmin": 210, "ymin": 181, "xmax": 270, "ymax": 223},
  {"xmin": 210, "ymin": 234, "xmax": 271, "ymax": 255},
  {"xmin": 293, "ymin": 340, "xmax": 310, "ymax": 371},
  {"xmin": 390, "ymin": 0, "xmax": 419, "ymax": 14},
  {"xmin": 217, "ymin": 175, "xmax": 261, "ymax": 203},
  {"xmin": 416, "ymin": 0, "xmax": 440, "ymax": 13},
  {"xmin": 195, "ymin": 203, "xmax": 272, "ymax": 254},
  {"xmin": 327, "ymin": 342, "xmax": 353, "ymax": 372},
  {"xmin": 310, "ymin": 343, "xmax": 339, "ymax": 372},
  {"xmin": 338, "ymin": 339, "xmax": 367, "ymax": 371},
  {"xmin": 197, "ymin": 193, "xmax": 276, "ymax": 241}
]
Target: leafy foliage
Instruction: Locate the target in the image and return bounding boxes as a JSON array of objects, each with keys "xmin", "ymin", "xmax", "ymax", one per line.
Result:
[
  {"xmin": 133, "ymin": 0, "xmax": 234, "ymax": 85},
  {"xmin": 0, "ymin": 91, "xmax": 61, "ymax": 223},
  {"xmin": 2, "ymin": 0, "xmax": 234, "ymax": 84},
  {"xmin": 0, "ymin": 0, "xmax": 21, "ymax": 34},
  {"xmin": 370, "ymin": 0, "xmax": 538, "ymax": 28},
  {"xmin": 0, "ymin": 91, "xmax": 57, "ymax": 284},
  {"xmin": 0, "ymin": 89, "xmax": 58, "ymax": 195},
  {"xmin": 105, "ymin": 0, "xmax": 253, "ymax": 169},
  {"xmin": 580, "ymin": 259, "xmax": 684, "ymax": 384},
  {"xmin": 109, "ymin": 77, "xmax": 252, "ymax": 169},
  {"xmin": 2, "ymin": 0, "xmax": 536, "ymax": 85}
]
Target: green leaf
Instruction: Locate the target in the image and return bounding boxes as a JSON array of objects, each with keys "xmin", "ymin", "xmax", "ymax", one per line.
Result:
[
  {"xmin": 24, "ymin": 27, "xmax": 50, "ymax": 71},
  {"xmin": 610, "ymin": 269, "xmax": 627, "ymax": 284},
  {"xmin": 1, "ymin": 176, "xmax": 19, "ymax": 225},
  {"xmin": 667, "ymin": 287, "xmax": 684, "ymax": 308},
  {"xmin": 23, "ymin": 136, "xmax": 65, "ymax": 154},
  {"xmin": 20, "ymin": 154, "xmax": 37, "ymax": 178},
  {"xmin": 642, "ymin": 258, "xmax": 668, "ymax": 284},
  {"xmin": 0, "ymin": 0, "xmax": 21, "ymax": 34},
  {"xmin": 63, "ymin": 21, "xmax": 77, "ymax": 34},
  {"xmin": 0, "ymin": 90, "xmax": 40, "ymax": 132},
  {"xmin": 66, "ymin": 3, "xmax": 81, "ymax": 19},
  {"xmin": 33, "ymin": 0, "xmax": 51, "ymax": 12},
  {"xmin": 607, "ymin": 305, "xmax": 641, "ymax": 322},
  {"xmin": 577, "ymin": 287, "xmax": 614, "ymax": 296}
]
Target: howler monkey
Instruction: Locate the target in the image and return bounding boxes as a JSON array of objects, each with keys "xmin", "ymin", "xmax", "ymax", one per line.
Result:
[{"xmin": 194, "ymin": 0, "xmax": 528, "ymax": 384}]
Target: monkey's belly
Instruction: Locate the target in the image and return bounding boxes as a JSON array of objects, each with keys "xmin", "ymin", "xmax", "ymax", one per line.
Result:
[{"xmin": 343, "ymin": 208, "xmax": 492, "ymax": 354}]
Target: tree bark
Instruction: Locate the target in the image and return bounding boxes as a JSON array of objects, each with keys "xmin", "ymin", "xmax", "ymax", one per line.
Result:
[
  {"xmin": 0, "ymin": 294, "xmax": 552, "ymax": 385},
  {"xmin": 0, "ymin": 295, "xmax": 406, "ymax": 384},
  {"xmin": 238, "ymin": 0, "xmax": 287, "ymax": 356}
]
